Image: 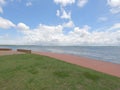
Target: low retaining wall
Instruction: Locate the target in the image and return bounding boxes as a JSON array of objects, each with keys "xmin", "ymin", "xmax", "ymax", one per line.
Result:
[
  {"xmin": 0, "ymin": 48, "xmax": 12, "ymax": 51},
  {"xmin": 17, "ymin": 49, "xmax": 31, "ymax": 54}
]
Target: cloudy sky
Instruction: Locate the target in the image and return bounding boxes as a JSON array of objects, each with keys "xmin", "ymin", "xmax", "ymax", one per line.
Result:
[{"xmin": 0, "ymin": 0, "xmax": 120, "ymax": 45}]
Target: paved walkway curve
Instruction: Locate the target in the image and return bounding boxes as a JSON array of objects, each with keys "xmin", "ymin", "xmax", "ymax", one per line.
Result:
[{"xmin": 32, "ymin": 51, "xmax": 120, "ymax": 78}]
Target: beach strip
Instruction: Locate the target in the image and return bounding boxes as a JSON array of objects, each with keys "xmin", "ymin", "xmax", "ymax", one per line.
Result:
[{"xmin": 32, "ymin": 51, "xmax": 120, "ymax": 78}]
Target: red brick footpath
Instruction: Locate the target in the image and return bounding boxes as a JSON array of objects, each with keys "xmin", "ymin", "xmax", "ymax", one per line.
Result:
[{"xmin": 32, "ymin": 51, "xmax": 120, "ymax": 78}]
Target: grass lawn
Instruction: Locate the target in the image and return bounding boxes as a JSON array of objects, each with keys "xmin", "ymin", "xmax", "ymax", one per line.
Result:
[{"xmin": 0, "ymin": 54, "xmax": 120, "ymax": 90}]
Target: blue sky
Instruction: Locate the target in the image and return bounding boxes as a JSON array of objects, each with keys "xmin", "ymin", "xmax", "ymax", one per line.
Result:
[{"xmin": 0, "ymin": 0, "xmax": 120, "ymax": 45}]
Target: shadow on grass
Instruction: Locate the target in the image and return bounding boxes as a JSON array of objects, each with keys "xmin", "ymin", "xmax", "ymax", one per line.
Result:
[
  {"xmin": 53, "ymin": 71, "xmax": 70, "ymax": 78},
  {"xmin": 83, "ymin": 72, "xmax": 100, "ymax": 81}
]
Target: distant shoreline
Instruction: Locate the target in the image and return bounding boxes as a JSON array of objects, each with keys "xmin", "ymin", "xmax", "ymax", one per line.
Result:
[{"xmin": 0, "ymin": 45, "xmax": 120, "ymax": 64}]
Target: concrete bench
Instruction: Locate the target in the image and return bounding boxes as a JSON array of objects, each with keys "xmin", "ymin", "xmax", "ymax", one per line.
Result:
[
  {"xmin": 17, "ymin": 49, "xmax": 31, "ymax": 54},
  {"xmin": 0, "ymin": 48, "xmax": 12, "ymax": 51}
]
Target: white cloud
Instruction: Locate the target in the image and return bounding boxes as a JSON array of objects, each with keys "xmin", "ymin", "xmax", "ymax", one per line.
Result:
[
  {"xmin": 0, "ymin": 33, "xmax": 21, "ymax": 45},
  {"xmin": 15, "ymin": 22, "xmax": 120, "ymax": 46},
  {"xmin": 0, "ymin": 34, "xmax": 8, "ymax": 39},
  {"xmin": 26, "ymin": 2, "xmax": 32, "ymax": 7},
  {"xmin": 68, "ymin": 26, "xmax": 90, "ymax": 42},
  {"xmin": 63, "ymin": 20, "xmax": 74, "ymax": 28},
  {"xmin": 67, "ymin": 25, "xmax": 120, "ymax": 45},
  {"xmin": 0, "ymin": 7, "xmax": 3, "ymax": 13},
  {"xmin": 107, "ymin": 0, "xmax": 120, "ymax": 7},
  {"xmin": 0, "ymin": 17, "xmax": 15, "ymax": 29},
  {"xmin": 0, "ymin": 0, "xmax": 6, "ymax": 13},
  {"xmin": 107, "ymin": 0, "xmax": 120, "ymax": 14},
  {"xmin": 110, "ymin": 7, "xmax": 120, "ymax": 14},
  {"xmin": 60, "ymin": 8, "xmax": 71, "ymax": 19},
  {"xmin": 98, "ymin": 17, "xmax": 108, "ymax": 22},
  {"xmin": 56, "ymin": 7, "xmax": 71, "ymax": 20},
  {"xmin": 54, "ymin": 0, "xmax": 75, "ymax": 6},
  {"xmin": 56, "ymin": 9, "xmax": 60, "ymax": 16},
  {"xmin": 17, "ymin": 23, "xmax": 30, "ymax": 32},
  {"xmin": 19, "ymin": 24, "xmax": 64, "ymax": 44},
  {"xmin": 0, "ymin": 20, "xmax": 120, "ymax": 45},
  {"xmin": 54, "ymin": 0, "xmax": 73, "ymax": 20},
  {"xmin": 69, "ymin": 25, "xmax": 90, "ymax": 38},
  {"xmin": 77, "ymin": 0, "xmax": 88, "ymax": 8},
  {"xmin": 109, "ymin": 23, "xmax": 120, "ymax": 30},
  {"xmin": 0, "ymin": 0, "xmax": 5, "ymax": 5}
]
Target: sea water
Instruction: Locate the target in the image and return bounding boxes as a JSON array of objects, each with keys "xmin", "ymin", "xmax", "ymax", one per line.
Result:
[{"xmin": 0, "ymin": 45, "xmax": 120, "ymax": 64}]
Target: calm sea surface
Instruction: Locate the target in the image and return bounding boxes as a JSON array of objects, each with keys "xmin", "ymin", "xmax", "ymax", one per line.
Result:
[{"xmin": 0, "ymin": 45, "xmax": 120, "ymax": 64}]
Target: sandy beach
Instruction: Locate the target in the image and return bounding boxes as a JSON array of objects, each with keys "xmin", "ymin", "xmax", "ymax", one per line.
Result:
[
  {"xmin": 0, "ymin": 50, "xmax": 120, "ymax": 78},
  {"xmin": 32, "ymin": 51, "xmax": 120, "ymax": 78}
]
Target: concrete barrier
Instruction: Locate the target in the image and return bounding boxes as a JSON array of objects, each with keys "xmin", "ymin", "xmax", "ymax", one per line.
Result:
[
  {"xmin": 0, "ymin": 48, "xmax": 12, "ymax": 51},
  {"xmin": 17, "ymin": 49, "xmax": 31, "ymax": 54}
]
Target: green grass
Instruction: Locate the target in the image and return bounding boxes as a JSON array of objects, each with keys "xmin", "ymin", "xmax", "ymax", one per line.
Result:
[{"xmin": 0, "ymin": 54, "xmax": 120, "ymax": 90}]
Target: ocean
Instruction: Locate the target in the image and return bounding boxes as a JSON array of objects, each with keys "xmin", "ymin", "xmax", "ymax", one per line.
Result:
[{"xmin": 0, "ymin": 45, "xmax": 120, "ymax": 64}]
